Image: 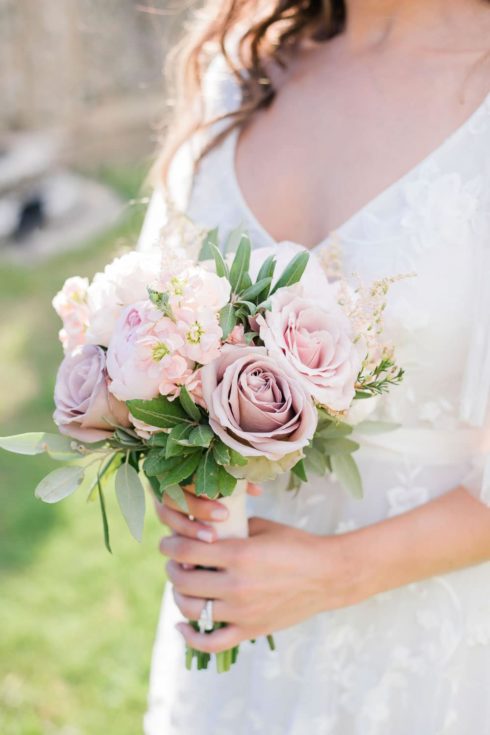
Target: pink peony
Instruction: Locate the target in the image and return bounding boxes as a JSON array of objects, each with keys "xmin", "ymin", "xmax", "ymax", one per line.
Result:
[
  {"xmin": 86, "ymin": 248, "xmax": 163, "ymax": 347},
  {"xmin": 106, "ymin": 300, "xmax": 191, "ymax": 402},
  {"xmin": 257, "ymin": 285, "xmax": 361, "ymax": 412},
  {"xmin": 52, "ymin": 276, "xmax": 90, "ymax": 353},
  {"xmin": 201, "ymin": 345, "xmax": 316, "ymax": 461},
  {"xmin": 53, "ymin": 344, "xmax": 129, "ymax": 442}
]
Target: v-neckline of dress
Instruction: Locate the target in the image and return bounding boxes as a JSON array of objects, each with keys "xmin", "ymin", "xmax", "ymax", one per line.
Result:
[{"xmin": 227, "ymin": 91, "xmax": 490, "ymax": 253}]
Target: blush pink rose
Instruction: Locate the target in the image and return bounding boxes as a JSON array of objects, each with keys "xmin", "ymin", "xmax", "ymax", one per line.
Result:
[
  {"xmin": 257, "ymin": 286, "xmax": 362, "ymax": 412},
  {"xmin": 201, "ymin": 345, "xmax": 316, "ymax": 461},
  {"xmin": 53, "ymin": 344, "xmax": 129, "ymax": 442}
]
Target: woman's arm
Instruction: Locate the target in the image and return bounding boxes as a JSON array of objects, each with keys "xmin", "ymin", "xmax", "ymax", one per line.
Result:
[{"xmin": 158, "ymin": 485, "xmax": 490, "ymax": 654}]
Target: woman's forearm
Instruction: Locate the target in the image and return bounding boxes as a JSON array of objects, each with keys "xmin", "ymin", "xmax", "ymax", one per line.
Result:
[{"xmin": 342, "ymin": 487, "xmax": 490, "ymax": 600}]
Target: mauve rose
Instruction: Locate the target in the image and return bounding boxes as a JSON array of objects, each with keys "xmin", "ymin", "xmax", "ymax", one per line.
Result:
[
  {"xmin": 53, "ymin": 344, "xmax": 129, "ymax": 442},
  {"xmin": 201, "ymin": 345, "xmax": 316, "ymax": 461},
  {"xmin": 257, "ymin": 286, "xmax": 362, "ymax": 412}
]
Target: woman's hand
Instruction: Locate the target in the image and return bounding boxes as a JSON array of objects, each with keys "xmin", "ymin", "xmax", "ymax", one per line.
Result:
[
  {"xmin": 155, "ymin": 481, "xmax": 262, "ymax": 544},
  {"xmin": 158, "ymin": 515, "xmax": 374, "ymax": 654}
]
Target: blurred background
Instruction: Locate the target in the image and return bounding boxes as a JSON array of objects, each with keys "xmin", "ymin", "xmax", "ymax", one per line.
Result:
[{"xmin": 0, "ymin": 2, "xmax": 189, "ymax": 733}]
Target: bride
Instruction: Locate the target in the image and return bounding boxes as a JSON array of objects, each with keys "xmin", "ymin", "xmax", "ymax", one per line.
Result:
[{"xmin": 139, "ymin": 1, "xmax": 490, "ymax": 733}]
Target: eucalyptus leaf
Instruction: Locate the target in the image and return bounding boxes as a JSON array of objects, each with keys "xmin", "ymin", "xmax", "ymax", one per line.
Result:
[
  {"xmin": 316, "ymin": 422, "xmax": 353, "ymax": 439},
  {"xmin": 178, "ymin": 386, "xmax": 201, "ymax": 422},
  {"xmin": 127, "ymin": 396, "xmax": 190, "ymax": 429},
  {"xmin": 354, "ymin": 420, "xmax": 401, "ymax": 434},
  {"xmin": 115, "ymin": 463, "xmax": 146, "ymax": 542},
  {"xmin": 0, "ymin": 432, "xmax": 79, "ymax": 458},
  {"xmin": 321, "ymin": 437, "xmax": 360, "ymax": 455},
  {"xmin": 271, "ymin": 251, "xmax": 309, "ymax": 294},
  {"xmin": 97, "ymin": 482, "xmax": 112, "ymax": 553},
  {"xmin": 35, "ymin": 466, "xmax": 84, "ymax": 504},
  {"xmin": 304, "ymin": 444, "xmax": 328, "ymax": 475},
  {"xmin": 331, "ymin": 453, "xmax": 363, "ymax": 499}
]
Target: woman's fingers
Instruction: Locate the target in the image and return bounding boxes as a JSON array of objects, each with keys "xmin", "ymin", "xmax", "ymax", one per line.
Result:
[
  {"xmin": 172, "ymin": 589, "xmax": 238, "ymax": 624},
  {"xmin": 160, "ymin": 534, "xmax": 235, "ymax": 568},
  {"xmin": 157, "ymin": 492, "xmax": 229, "ymax": 523},
  {"xmin": 166, "ymin": 559, "xmax": 229, "ymax": 597},
  {"xmin": 157, "ymin": 504, "xmax": 217, "ymax": 543}
]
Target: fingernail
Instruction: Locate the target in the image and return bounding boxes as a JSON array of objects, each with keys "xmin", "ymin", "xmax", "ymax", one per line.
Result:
[
  {"xmin": 197, "ymin": 529, "xmax": 214, "ymax": 543},
  {"xmin": 210, "ymin": 507, "xmax": 228, "ymax": 521}
]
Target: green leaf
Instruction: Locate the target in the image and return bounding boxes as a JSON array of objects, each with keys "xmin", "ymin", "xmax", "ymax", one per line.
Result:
[
  {"xmin": 147, "ymin": 288, "xmax": 172, "ymax": 317},
  {"xmin": 291, "ymin": 458, "xmax": 307, "ymax": 482},
  {"xmin": 304, "ymin": 444, "xmax": 328, "ymax": 475},
  {"xmin": 316, "ymin": 422, "xmax": 353, "ymax": 439},
  {"xmin": 126, "ymin": 396, "xmax": 190, "ymax": 429},
  {"xmin": 256, "ymin": 254, "xmax": 276, "ymax": 283},
  {"xmin": 147, "ymin": 433, "xmax": 168, "ymax": 448},
  {"xmin": 0, "ymin": 432, "xmax": 79, "ymax": 458},
  {"xmin": 354, "ymin": 420, "xmax": 401, "ymax": 434},
  {"xmin": 205, "ymin": 242, "xmax": 229, "ymax": 278},
  {"xmin": 143, "ymin": 448, "xmax": 169, "ymax": 476},
  {"xmin": 34, "ymin": 466, "xmax": 84, "ymax": 504},
  {"xmin": 158, "ymin": 452, "xmax": 201, "ymax": 491},
  {"xmin": 322, "ymin": 437, "xmax": 360, "ymax": 455},
  {"xmin": 178, "ymin": 386, "xmax": 202, "ymax": 421},
  {"xmin": 224, "ymin": 224, "xmax": 244, "ymax": 254},
  {"xmin": 331, "ymin": 453, "xmax": 363, "ymax": 499},
  {"xmin": 146, "ymin": 473, "xmax": 161, "ymax": 500},
  {"xmin": 217, "ymin": 465, "xmax": 237, "ymax": 496},
  {"xmin": 219, "ymin": 303, "xmax": 237, "ymax": 339},
  {"xmin": 198, "ymin": 227, "xmax": 219, "ymax": 260},
  {"xmin": 229, "ymin": 235, "xmax": 251, "ymax": 292},
  {"xmin": 195, "ymin": 451, "xmax": 220, "ymax": 498},
  {"xmin": 212, "ymin": 439, "xmax": 230, "ymax": 466},
  {"xmin": 240, "ymin": 277, "xmax": 272, "ymax": 302},
  {"xmin": 115, "ymin": 463, "xmax": 146, "ymax": 542},
  {"xmin": 229, "ymin": 448, "xmax": 248, "ymax": 467},
  {"xmin": 165, "ymin": 484, "xmax": 189, "ymax": 512},
  {"xmin": 189, "ymin": 424, "xmax": 214, "ymax": 448},
  {"xmin": 354, "ymin": 390, "xmax": 373, "ymax": 400},
  {"xmin": 271, "ymin": 251, "xmax": 309, "ymax": 294},
  {"xmin": 97, "ymin": 481, "xmax": 112, "ymax": 553},
  {"xmin": 165, "ymin": 423, "xmax": 194, "ymax": 459}
]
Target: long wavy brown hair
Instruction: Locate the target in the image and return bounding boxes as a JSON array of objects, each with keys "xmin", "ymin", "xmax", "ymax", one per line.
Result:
[{"xmin": 157, "ymin": 0, "xmax": 345, "ymax": 184}]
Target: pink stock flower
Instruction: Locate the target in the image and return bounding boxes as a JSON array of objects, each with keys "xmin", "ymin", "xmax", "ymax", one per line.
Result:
[
  {"xmin": 52, "ymin": 276, "xmax": 90, "ymax": 353},
  {"xmin": 201, "ymin": 345, "xmax": 316, "ymax": 461},
  {"xmin": 257, "ymin": 285, "xmax": 362, "ymax": 412},
  {"xmin": 175, "ymin": 306, "xmax": 223, "ymax": 364},
  {"xmin": 53, "ymin": 344, "xmax": 129, "ymax": 442}
]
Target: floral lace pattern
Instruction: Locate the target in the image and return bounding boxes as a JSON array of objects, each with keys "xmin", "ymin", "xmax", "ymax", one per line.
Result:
[{"xmin": 140, "ymin": 66, "xmax": 490, "ymax": 734}]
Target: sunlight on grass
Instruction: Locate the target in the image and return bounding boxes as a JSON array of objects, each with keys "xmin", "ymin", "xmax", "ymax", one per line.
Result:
[{"xmin": 0, "ymin": 167, "xmax": 168, "ymax": 735}]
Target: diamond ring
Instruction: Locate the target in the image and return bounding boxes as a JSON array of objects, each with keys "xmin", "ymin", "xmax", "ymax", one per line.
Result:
[{"xmin": 198, "ymin": 599, "xmax": 214, "ymax": 634}]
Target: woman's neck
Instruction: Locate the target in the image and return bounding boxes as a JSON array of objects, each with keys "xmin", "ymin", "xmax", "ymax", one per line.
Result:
[{"xmin": 336, "ymin": 0, "xmax": 486, "ymax": 50}]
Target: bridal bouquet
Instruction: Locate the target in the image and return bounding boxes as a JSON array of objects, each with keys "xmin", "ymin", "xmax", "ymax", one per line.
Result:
[{"xmin": 0, "ymin": 212, "xmax": 404, "ymax": 672}]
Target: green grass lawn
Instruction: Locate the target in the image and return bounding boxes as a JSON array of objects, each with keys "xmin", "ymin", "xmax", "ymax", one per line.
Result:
[{"xmin": 0, "ymin": 167, "xmax": 167, "ymax": 735}]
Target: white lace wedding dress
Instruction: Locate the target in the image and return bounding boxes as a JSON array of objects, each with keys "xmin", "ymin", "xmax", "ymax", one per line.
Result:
[{"xmin": 140, "ymin": 60, "xmax": 490, "ymax": 735}]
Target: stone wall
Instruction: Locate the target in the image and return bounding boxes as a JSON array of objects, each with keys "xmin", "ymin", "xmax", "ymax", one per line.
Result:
[{"xmin": 0, "ymin": 0, "xmax": 186, "ymax": 163}]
